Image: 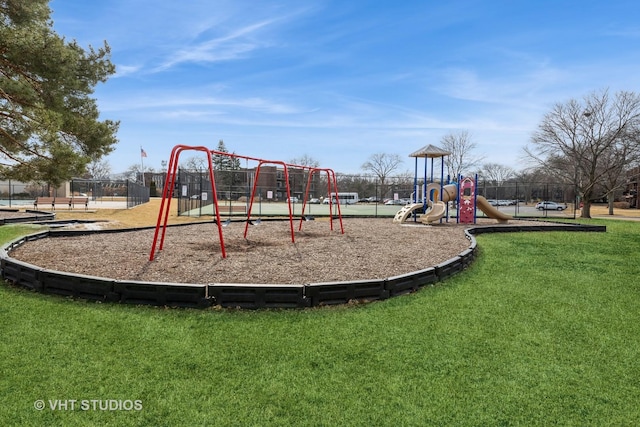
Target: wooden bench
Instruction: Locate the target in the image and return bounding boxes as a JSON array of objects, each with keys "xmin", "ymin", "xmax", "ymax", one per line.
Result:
[
  {"xmin": 33, "ymin": 197, "xmax": 89, "ymax": 210},
  {"xmin": 71, "ymin": 197, "xmax": 89, "ymax": 210},
  {"xmin": 55, "ymin": 197, "xmax": 73, "ymax": 210},
  {"xmin": 33, "ymin": 197, "xmax": 55, "ymax": 210}
]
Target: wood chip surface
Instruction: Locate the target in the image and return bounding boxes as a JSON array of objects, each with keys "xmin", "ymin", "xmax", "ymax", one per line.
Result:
[{"xmin": 10, "ymin": 218, "xmax": 482, "ymax": 285}]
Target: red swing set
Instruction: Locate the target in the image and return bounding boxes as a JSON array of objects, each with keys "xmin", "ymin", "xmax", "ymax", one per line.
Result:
[{"xmin": 149, "ymin": 144, "xmax": 344, "ymax": 261}]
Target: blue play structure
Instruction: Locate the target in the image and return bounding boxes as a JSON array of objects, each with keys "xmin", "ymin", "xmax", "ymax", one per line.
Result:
[{"xmin": 394, "ymin": 144, "xmax": 511, "ymax": 224}]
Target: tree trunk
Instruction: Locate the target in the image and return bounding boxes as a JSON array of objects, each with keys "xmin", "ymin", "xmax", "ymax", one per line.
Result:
[
  {"xmin": 608, "ymin": 197, "xmax": 615, "ymax": 215},
  {"xmin": 581, "ymin": 200, "xmax": 592, "ymax": 218}
]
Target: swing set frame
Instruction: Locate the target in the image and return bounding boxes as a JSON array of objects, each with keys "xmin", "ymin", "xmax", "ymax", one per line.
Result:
[{"xmin": 149, "ymin": 144, "xmax": 344, "ymax": 261}]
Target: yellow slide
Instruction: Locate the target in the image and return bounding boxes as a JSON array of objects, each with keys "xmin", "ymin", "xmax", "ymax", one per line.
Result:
[
  {"xmin": 420, "ymin": 201, "xmax": 446, "ymax": 224},
  {"xmin": 476, "ymin": 196, "xmax": 512, "ymax": 223},
  {"xmin": 418, "ymin": 183, "xmax": 457, "ymax": 224}
]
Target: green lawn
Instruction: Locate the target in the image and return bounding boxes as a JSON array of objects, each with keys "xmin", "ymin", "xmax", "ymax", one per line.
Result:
[{"xmin": 1, "ymin": 220, "xmax": 639, "ymax": 426}]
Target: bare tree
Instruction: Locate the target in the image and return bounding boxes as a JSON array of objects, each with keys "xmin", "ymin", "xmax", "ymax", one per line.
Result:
[
  {"xmin": 599, "ymin": 144, "xmax": 637, "ymax": 214},
  {"xmin": 289, "ymin": 154, "xmax": 320, "ymax": 168},
  {"xmin": 514, "ymin": 169, "xmax": 542, "ymax": 204},
  {"xmin": 526, "ymin": 89, "xmax": 640, "ymax": 217},
  {"xmin": 440, "ymin": 130, "xmax": 484, "ymax": 180},
  {"xmin": 124, "ymin": 163, "xmax": 154, "ymax": 182},
  {"xmin": 361, "ymin": 153, "xmax": 403, "ymax": 185},
  {"xmin": 361, "ymin": 153, "xmax": 403, "ymax": 198},
  {"xmin": 85, "ymin": 157, "xmax": 112, "ymax": 179},
  {"xmin": 288, "ymin": 155, "xmax": 321, "ymax": 198},
  {"xmin": 480, "ymin": 163, "xmax": 515, "ymax": 184},
  {"xmin": 479, "ymin": 162, "xmax": 515, "ymax": 200},
  {"xmin": 182, "ymin": 156, "xmax": 207, "ymax": 172}
]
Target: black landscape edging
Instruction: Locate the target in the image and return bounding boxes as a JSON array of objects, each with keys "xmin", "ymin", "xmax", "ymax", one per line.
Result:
[
  {"xmin": 306, "ymin": 278, "xmax": 389, "ymax": 306},
  {"xmin": 0, "ymin": 220, "xmax": 606, "ymax": 309},
  {"xmin": 0, "ymin": 210, "xmax": 55, "ymax": 225},
  {"xmin": 209, "ymin": 283, "xmax": 308, "ymax": 309},
  {"xmin": 114, "ymin": 280, "xmax": 209, "ymax": 308}
]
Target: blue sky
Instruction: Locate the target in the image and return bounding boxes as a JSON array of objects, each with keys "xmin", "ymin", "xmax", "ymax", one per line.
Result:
[{"xmin": 50, "ymin": 0, "xmax": 640, "ymax": 175}]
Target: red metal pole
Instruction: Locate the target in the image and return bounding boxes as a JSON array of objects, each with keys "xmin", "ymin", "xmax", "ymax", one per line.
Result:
[
  {"xmin": 243, "ymin": 162, "xmax": 264, "ymax": 239},
  {"xmin": 328, "ymin": 169, "xmax": 344, "ymax": 234},
  {"xmin": 150, "ymin": 145, "xmax": 227, "ymax": 260},
  {"xmin": 149, "ymin": 146, "xmax": 179, "ymax": 260}
]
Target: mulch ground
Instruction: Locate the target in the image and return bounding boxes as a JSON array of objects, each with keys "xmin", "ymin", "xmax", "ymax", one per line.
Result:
[{"xmin": 9, "ymin": 218, "xmax": 480, "ymax": 285}]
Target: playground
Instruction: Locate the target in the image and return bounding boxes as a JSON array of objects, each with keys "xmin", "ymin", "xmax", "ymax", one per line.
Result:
[
  {"xmin": 0, "ymin": 150, "xmax": 635, "ymax": 424},
  {"xmin": 0, "ymin": 143, "xmax": 609, "ymax": 307}
]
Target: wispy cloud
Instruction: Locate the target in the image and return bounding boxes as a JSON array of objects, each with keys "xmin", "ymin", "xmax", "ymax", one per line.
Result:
[
  {"xmin": 114, "ymin": 64, "xmax": 142, "ymax": 78},
  {"xmin": 156, "ymin": 21, "xmax": 275, "ymax": 70},
  {"xmin": 52, "ymin": 1, "xmax": 640, "ymax": 173},
  {"xmin": 98, "ymin": 93, "xmax": 305, "ymax": 116},
  {"xmin": 434, "ymin": 61, "xmax": 571, "ymax": 108}
]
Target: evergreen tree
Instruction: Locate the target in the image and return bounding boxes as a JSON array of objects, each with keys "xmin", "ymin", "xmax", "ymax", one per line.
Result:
[
  {"xmin": 211, "ymin": 139, "xmax": 243, "ymax": 193},
  {"xmin": 212, "ymin": 140, "xmax": 230, "ymax": 170},
  {"xmin": 0, "ymin": 0, "xmax": 119, "ymax": 186},
  {"xmin": 212, "ymin": 140, "xmax": 240, "ymax": 171}
]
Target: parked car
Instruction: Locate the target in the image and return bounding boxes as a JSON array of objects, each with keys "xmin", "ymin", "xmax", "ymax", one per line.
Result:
[
  {"xmin": 308, "ymin": 198, "xmax": 320, "ymax": 204},
  {"xmin": 535, "ymin": 201, "xmax": 566, "ymax": 211},
  {"xmin": 360, "ymin": 196, "xmax": 380, "ymax": 203},
  {"xmin": 287, "ymin": 197, "xmax": 299, "ymax": 203},
  {"xmin": 384, "ymin": 198, "xmax": 409, "ymax": 205}
]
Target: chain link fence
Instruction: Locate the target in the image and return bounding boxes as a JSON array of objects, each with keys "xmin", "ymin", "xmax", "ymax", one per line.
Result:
[
  {"xmin": 70, "ymin": 179, "xmax": 149, "ymax": 208},
  {"xmin": 158, "ymin": 170, "xmax": 581, "ymax": 219},
  {"xmin": 0, "ymin": 179, "xmax": 148, "ymax": 209}
]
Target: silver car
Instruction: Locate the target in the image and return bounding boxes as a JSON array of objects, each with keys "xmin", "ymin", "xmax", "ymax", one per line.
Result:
[{"xmin": 535, "ymin": 201, "xmax": 566, "ymax": 211}]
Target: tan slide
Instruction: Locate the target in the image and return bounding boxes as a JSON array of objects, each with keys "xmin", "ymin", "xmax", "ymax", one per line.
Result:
[
  {"xmin": 417, "ymin": 183, "xmax": 458, "ymax": 224},
  {"xmin": 420, "ymin": 201, "xmax": 446, "ymax": 224},
  {"xmin": 393, "ymin": 203, "xmax": 426, "ymax": 223},
  {"xmin": 395, "ymin": 183, "xmax": 512, "ymax": 225},
  {"xmin": 476, "ymin": 196, "xmax": 512, "ymax": 223}
]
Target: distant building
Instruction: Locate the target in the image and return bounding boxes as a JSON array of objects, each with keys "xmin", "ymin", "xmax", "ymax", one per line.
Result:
[
  {"xmin": 147, "ymin": 165, "xmax": 321, "ymax": 201},
  {"xmin": 624, "ymin": 166, "xmax": 639, "ymax": 209},
  {"xmin": 0, "ymin": 180, "xmax": 69, "ymax": 198}
]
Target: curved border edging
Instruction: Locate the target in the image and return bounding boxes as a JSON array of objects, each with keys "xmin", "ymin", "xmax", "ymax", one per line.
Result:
[
  {"xmin": 0, "ymin": 221, "xmax": 606, "ymax": 309},
  {"xmin": 0, "ymin": 209, "xmax": 55, "ymax": 225}
]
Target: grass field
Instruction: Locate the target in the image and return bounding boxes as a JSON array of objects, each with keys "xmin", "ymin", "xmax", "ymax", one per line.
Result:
[{"xmin": 1, "ymin": 215, "xmax": 639, "ymax": 425}]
